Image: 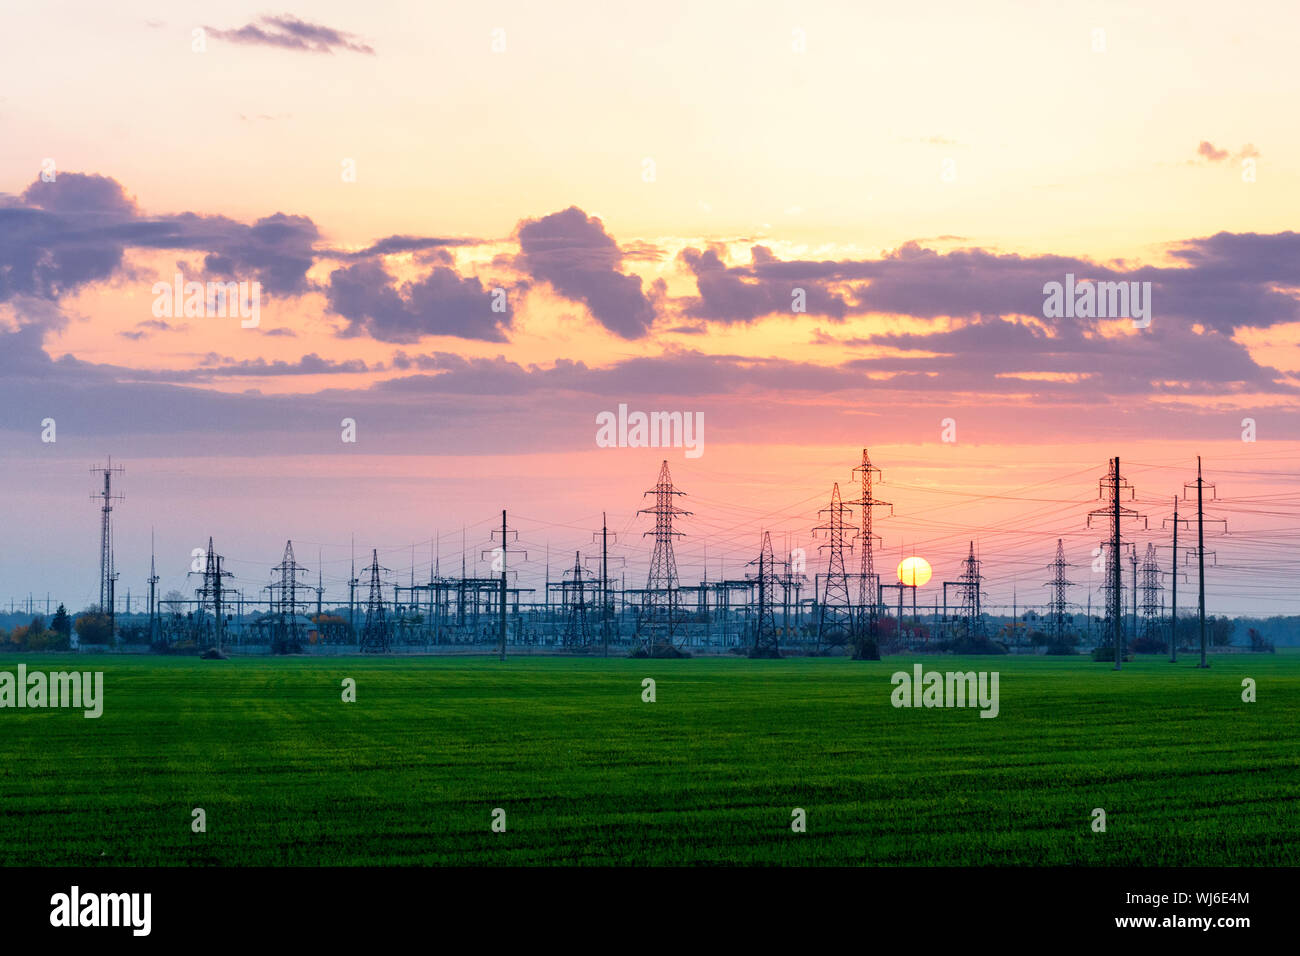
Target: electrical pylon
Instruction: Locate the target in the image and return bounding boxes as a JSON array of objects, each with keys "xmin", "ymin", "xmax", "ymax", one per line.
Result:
[
  {"xmin": 845, "ymin": 448, "xmax": 892, "ymax": 632},
  {"xmin": 190, "ymin": 537, "xmax": 234, "ymax": 651},
  {"xmin": 90, "ymin": 458, "xmax": 125, "ymax": 624},
  {"xmin": 1139, "ymin": 543, "xmax": 1162, "ymax": 640},
  {"xmin": 557, "ymin": 551, "xmax": 598, "ymax": 648},
  {"xmin": 955, "ymin": 541, "xmax": 983, "ymax": 638},
  {"xmin": 1043, "ymin": 538, "xmax": 1075, "ymax": 643},
  {"xmin": 1087, "ymin": 457, "xmax": 1147, "ymax": 669},
  {"xmin": 359, "ymin": 549, "xmax": 391, "ymax": 653},
  {"xmin": 269, "ymin": 540, "xmax": 310, "ymax": 653},
  {"xmin": 746, "ymin": 531, "xmax": 782, "ymax": 658},
  {"xmin": 814, "ymin": 483, "xmax": 855, "ymax": 647},
  {"xmin": 637, "ymin": 460, "xmax": 692, "ymax": 654}
]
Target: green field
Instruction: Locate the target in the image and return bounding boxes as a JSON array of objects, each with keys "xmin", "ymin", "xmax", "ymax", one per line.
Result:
[{"xmin": 0, "ymin": 651, "xmax": 1296, "ymax": 865}]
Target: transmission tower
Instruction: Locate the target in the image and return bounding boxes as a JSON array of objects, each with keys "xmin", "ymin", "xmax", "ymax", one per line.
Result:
[
  {"xmin": 1139, "ymin": 543, "xmax": 1162, "ymax": 640},
  {"xmin": 745, "ymin": 531, "xmax": 782, "ymax": 658},
  {"xmin": 1086, "ymin": 457, "xmax": 1147, "ymax": 669},
  {"xmin": 359, "ymin": 549, "xmax": 391, "ymax": 653},
  {"xmin": 269, "ymin": 540, "xmax": 311, "ymax": 652},
  {"xmin": 846, "ymin": 448, "xmax": 892, "ymax": 634},
  {"xmin": 555, "ymin": 551, "xmax": 598, "ymax": 648},
  {"xmin": 814, "ymin": 483, "xmax": 855, "ymax": 647},
  {"xmin": 637, "ymin": 461, "xmax": 692, "ymax": 654},
  {"xmin": 190, "ymin": 537, "xmax": 234, "ymax": 651},
  {"xmin": 90, "ymin": 458, "xmax": 125, "ymax": 630},
  {"xmin": 1043, "ymin": 538, "xmax": 1075, "ymax": 644},
  {"xmin": 955, "ymin": 542, "xmax": 984, "ymax": 638}
]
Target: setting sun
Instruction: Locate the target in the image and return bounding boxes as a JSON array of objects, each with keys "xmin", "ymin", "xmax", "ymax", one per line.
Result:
[{"xmin": 898, "ymin": 556, "xmax": 932, "ymax": 587}]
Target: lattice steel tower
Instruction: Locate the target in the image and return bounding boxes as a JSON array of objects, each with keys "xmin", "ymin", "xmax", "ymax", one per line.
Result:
[
  {"xmin": 191, "ymin": 537, "xmax": 234, "ymax": 651},
  {"xmin": 955, "ymin": 542, "xmax": 983, "ymax": 637},
  {"xmin": 747, "ymin": 531, "xmax": 781, "ymax": 658},
  {"xmin": 814, "ymin": 483, "xmax": 855, "ymax": 646},
  {"xmin": 269, "ymin": 540, "xmax": 310, "ymax": 652},
  {"xmin": 1044, "ymin": 538, "xmax": 1075, "ymax": 643},
  {"xmin": 1139, "ymin": 542, "xmax": 1162, "ymax": 640},
  {"xmin": 90, "ymin": 458, "xmax": 124, "ymax": 616},
  {"xmin": 1087, "ymin": 457, "xmax": 1147, "ymax": 669},
  {"xmin": 558, "ymin": 551, "xmax": 598, "ymax": 648},
  {"xmin": 846, "ymin": 448, "xmax": 892, "ymax": 627},
  {"xmin": 360, "ymin": 549, "xmax": 391, "ymax": 653},
  {"xmin": 637, "ymin": 460, "xmax": 692, "ymax": 653}
]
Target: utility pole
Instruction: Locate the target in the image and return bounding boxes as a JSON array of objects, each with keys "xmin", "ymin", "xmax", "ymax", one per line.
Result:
[
  {"xmin": 147, "ymin": 529, "xmax": 160, "ymax": 645},
  {"xmin": 485, "ymin": 511, "xmax": 526, "ymax": 662},
  {"xmin": 585, "ymin": 514, "xmax": 623, "ymax": 657},
  {"xmin": 1161, "ymin": 496, "xmax": 1190, "ymax": 663},
  {"xmin": 602, "ymin": 515, "xmax": 609, "ymax": 657},
  {"xmin": 1182, "ymin": 458, "xmax": 1225, "ymax": 669},
  {"xmin": 1129, "ymin": 545, "xmax": 1138, "ymax": 646},
  {"xmin": 348, "ymin": 537, "xmax": 358, "ymax": 638}
]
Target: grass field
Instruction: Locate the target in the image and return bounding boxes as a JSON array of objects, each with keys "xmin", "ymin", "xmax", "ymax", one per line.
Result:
[{"xmin": 0, "ymin": 651, "xmax": 1296, "ymax": 865}]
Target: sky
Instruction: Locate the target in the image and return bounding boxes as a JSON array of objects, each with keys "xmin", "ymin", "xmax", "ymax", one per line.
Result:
[{"xmin": 1, "ymin": 1, "xmax": 1299, "ymax": 616}]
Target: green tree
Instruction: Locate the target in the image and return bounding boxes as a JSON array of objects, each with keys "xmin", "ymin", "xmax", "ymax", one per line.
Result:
[{"xmin": 74, "ymin": 611, "xmax": 113, "ymax": 646}]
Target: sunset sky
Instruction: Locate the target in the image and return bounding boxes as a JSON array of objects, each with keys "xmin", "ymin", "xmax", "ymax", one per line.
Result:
[{"xmin": 2, "ymin": 1, "xmax": 1299, "ymax": 615}]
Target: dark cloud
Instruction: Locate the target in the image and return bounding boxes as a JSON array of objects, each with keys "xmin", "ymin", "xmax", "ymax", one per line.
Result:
[
  {"xmin": 729, "ymin": 235, "xmax": 1300, "ymax": 334},
  {"xmin": 515, "ymin": 207, "xmax": 656, "ymax": 338},
  {"xmin": 0, "ymin": 173, "xmax": 320, "ymax": 300},
  {"xmin": 326, "ymin": 259, "xmax": 509, "ymax": 343},
  {"xmin": 206, "ymin": 15, "xmax": 375, "ymax": 55},
  {"xmin": 680, "ymin": 244, "xmax": 851, "ymax": 322},
  {"xmin": 329, "ymin": 235, "xmax": 480, "ymax": 259}
]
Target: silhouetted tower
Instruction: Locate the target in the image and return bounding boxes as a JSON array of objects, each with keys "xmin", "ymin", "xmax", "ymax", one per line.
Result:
[
  {"xmin": 638, "ymin": 461, "xmax": 692, "ymax": 653},
  {"xmin": 586, "ymin": 514, "xmax": 625, "ymax": 657},
  {"xmin": 746, "ymin": 531, "xmax": 781, "ymax": 658},
  {"xmin": 1182, "ymin": 457, "xmax": 1226, "ymax": 668},
  {"xmin": 269, "ymin": 540, "xmax": 310, "ymax": 652},
  {"xmin": 846, "ymin": 448, "xmax": 892, "ymax": 628},
  {"xmin": 955, "ymin": 542, "xmax": 983, "ymax": 637},
  {"xmin": 1139, "ymin": 543, "xmax": 1162, "ymax": 640},
  {"xmin": 1087, "ymin": 457, "xmax": 1147, "ymax": 669},
  {"xmin": 359, "ymin": 549, "xmax": 391, "ymax": 653},
  {"xmin": 1160, "ymin": 495, "xmax": 1192, "ymax": 663},
  {"xmin": 90, "ymin": 458, "xmax": 125, "ymax": 625},
  {"xmin": 557, "ymin": 551, "xmax": 597, "ymax": 647},
  {"xmin": 814, "ymin": 483, "xmax": 855, "ymax": 646},
  {"xmin": 191, "ymin": 537, "xmax": 234, "ymax": 651},
  {"xmin": 147, "ymin": 529, "xmax": 160, "ymax": 644},
  {"xmin": 1044, "ymin": 538, "xmax": 1075, "ymax": 643}
]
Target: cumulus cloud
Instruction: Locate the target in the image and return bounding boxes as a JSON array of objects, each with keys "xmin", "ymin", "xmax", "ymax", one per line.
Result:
[
  {"xmin": 326, "ymin": 259, "xmax": 509, "ymax": 343},
  {"xmin": 515, "ymin": 207, "xmax": 657, "ymax": 338}
]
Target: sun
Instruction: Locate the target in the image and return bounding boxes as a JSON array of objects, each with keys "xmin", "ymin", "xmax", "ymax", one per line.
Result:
[{"xmin": 897, "ymin": 556, "xmax": 932, "ymax": 587}]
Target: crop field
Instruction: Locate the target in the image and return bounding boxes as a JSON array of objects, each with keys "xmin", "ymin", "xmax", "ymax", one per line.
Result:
[{"xmin": 0, "ymin": 651, "xmax": 1296, "ymax": 866}]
